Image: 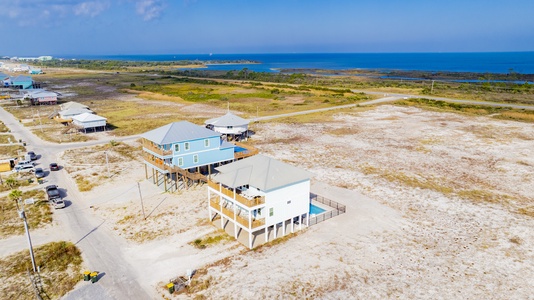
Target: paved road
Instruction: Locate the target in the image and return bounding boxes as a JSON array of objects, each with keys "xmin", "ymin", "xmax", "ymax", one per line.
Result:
[{"xmin": 0, "ymin": 106, "xmax": 150, "ymax": 300}]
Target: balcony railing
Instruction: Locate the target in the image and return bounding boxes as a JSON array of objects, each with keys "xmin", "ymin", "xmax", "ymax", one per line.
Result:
[
  {"xmin": 211, "ymin": 200, "xmax": 265, "ymax": 229},
  {"xmin": 207, "ymin": 180, "xmax": 265, "ymax": 208},
  {"xmin": 142, "ymin": 138, "xmax": 172, "ymax": 157}
]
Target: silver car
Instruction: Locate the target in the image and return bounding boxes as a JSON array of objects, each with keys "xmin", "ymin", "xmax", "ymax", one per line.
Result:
[{"xmin": 52, "ymin": 198, "xmax": 65, "ymax": 209}]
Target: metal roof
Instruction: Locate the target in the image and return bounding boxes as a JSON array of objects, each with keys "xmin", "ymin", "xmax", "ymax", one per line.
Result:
[
  {"xmin": 141, "ymin": 121, "xmax": 220, "ymax": 145},
  {"xmin": 71, "ymin": 113, "xmax": 106, "ymax": 122},
  {"xmin": 12, "ymin": 75, "xmax": 32, "ymax": 82},
  {"xmin": 59, "ymin": 108, "xmax": 93, "ymax": 117},
  {"xmin": 204, "ymin": 112, "xmax": 250, "ymax": 127},
  {"xmin": 214, "ymin": 154, "xmax": 313, "ymax": 192},
  {"xmin": 60, "ymin": 101, "xmax": 88, "ymax": 110}
]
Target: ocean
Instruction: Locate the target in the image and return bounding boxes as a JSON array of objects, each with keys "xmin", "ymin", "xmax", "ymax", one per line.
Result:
[{"xmin": 63, "ymin": 52, "xmax": 534, "ymax": 74}]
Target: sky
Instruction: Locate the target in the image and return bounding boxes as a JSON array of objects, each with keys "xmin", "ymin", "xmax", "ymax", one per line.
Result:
[{"xmin": 1, "ymin": 0, "xmax": 534, "ymax": 56}]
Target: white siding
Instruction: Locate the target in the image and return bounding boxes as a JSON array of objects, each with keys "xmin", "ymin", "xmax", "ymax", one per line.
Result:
[
  {"xmin": 73, "ymin": 119, "xmax": 106, "ymax": 129},
  {"xmin": 213, "ymin": 124, "xmax": 248, "ymax": 135},
  {"xmin": 263, "ymin": 180, "xmax": 310, "ymax": 226}
]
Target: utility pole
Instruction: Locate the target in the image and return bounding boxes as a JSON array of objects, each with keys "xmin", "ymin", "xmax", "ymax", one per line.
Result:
[
  {"xmin": 16, "ymin": 198, "xmax": 37, "ymax": 273},
  {"xmin": 138, "ymin": 182, "xmax": 146, "ymax": 220},
  {"xmin": 431, "ymin": 80, "xmax": 435, "ymax": 94}
]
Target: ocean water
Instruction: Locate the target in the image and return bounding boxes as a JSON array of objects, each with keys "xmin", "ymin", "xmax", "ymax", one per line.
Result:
[{"xmin": 65, "ymin": 52, "xmax": 534, "ymax": 74}]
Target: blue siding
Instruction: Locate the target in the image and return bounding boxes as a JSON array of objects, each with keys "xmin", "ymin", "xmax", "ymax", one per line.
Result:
[
  {"xmin": 12, "ymin": 80, "xmax": 33, "ymax": 89},
  {"xmin": 171, "ymin": 136, "xmax": 234, "ymax": 169}
]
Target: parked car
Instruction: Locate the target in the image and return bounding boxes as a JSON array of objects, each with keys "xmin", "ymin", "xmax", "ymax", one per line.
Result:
[
  {"xmin": 15, "ymin": 164, "xmax": 35, "ymax": 173},
  {"xmin": 49, "ymin": 163, "xmax": 60, "ymax": 171},
  {"xmin": 34, "ymin": 168, "xmax": 45, "ymax": 178},
  {"xmin": 16, "ymin": 159, "xmax": 33, "ymax": 167},
  {"xmin": 52, "ymin": 198, "xmax": 65, "ymax": 209},
  {"xmin": 27, "ymin": 151, "xmax": 37, "ymax": 160},
  {"xmin": 45, "ymin": 185, "xmax": 60, "ymax": 201}
]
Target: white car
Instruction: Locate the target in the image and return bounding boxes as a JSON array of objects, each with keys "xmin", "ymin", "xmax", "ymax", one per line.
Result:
[
  {"xmin": 52, "ymin": 198, "xmax": 65, "ymax": 209},
  {"xmin": 16, "ymin": 159, "xmax": 33, "ymax": 167},
  {"xmin": 15, "ymin": 164, "xmax": 35, "ymax": 173}
]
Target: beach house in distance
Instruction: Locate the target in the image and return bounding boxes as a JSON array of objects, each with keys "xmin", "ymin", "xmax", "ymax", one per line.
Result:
[
  {"xmin": 141, "ymin": 121, "xmax": 258, "ymax": 192},
  {"xmin": 204, "ymin": 111, "xmax": 250, "ymax": 141},
  {"xmin": 208, "ymin": 154, "xmax": 313, "ymax": 249}
]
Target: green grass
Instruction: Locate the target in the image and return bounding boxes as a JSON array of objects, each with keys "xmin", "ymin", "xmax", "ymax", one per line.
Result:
[
  {"xmin": 0, "ymin": 189, "xmax": 51, "ymax": 238},
  {"xmin": 0, "ymin": 175, "xmax": 32, "ymax": 193},
  {"xmin": 0, "ymin": 241, "xmax": 83, "ymax": 299}
]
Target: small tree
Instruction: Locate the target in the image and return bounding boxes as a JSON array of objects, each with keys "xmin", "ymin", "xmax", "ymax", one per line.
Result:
[
  {"xmin": 9, "ymin": 189, "xmax": 22, "ymax": 202},
  {"xmin": 5, "ymin": 177, "xmax": 17, "ymax": 189}
]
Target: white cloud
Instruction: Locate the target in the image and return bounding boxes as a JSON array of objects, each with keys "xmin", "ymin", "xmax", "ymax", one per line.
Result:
[
  {"xmin": 136, "ymin": 0, "xmax": 166, "ymax": 21},
  {"xmin": 74, "ymin": 1, "xmax": 110, "ymax": 17}
]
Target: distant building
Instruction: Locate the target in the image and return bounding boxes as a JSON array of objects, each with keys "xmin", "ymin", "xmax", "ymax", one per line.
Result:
[
  {"xmin": 29, "ymin": 68, "xmax": 42, "ymax": 74},
  {"xmin": 204, "ymin": 111, "xmax": 250, "ymax": 141},
  {"xmin": 208, "ymin": 154, "xmax": 313, "ymax": 249},
  {"xmin": 60, "ymin": 101, "xmax": 89, "ymax": 111},
  {"xmin": 22, "ymin": 89, "xmax": 57, "ymax": 105},
  {"xmin": 58, "ymin": 108, "xmax": 93, "ymax": 120},
  {"xmin": 71, "ymin": 113, "xmax": 107, "ymax": 132},
  {"xmin": 11, "ymin": 75, "xmax": 33, "ymax": 89}
]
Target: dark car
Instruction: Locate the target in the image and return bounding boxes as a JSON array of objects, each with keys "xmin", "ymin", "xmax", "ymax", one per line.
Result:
[
  {"xmin": 35, "ymin": 167, "xmax": 45, "ymax": 178},
  {"xmin": 45, "ymin": 185, "xmax": 60, "ymax": 201},
  {"xmin": 27, "ymin": 151, "xmax": 37, "ymax": 160},
  {"xmin": 49, "ymin": 163, "xmax": 60, "ymax": 171}
]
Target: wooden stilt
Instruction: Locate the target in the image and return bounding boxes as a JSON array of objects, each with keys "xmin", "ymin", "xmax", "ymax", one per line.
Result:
[
  {"xmin": 155, "ymin": 171, "xmax": 159, "ymax": 186},
  {"xmin": 144, "ymin": 164, "xmax": 148, "ymax": 179},
  {"xmin": 152, "ymin": 168, "xmax": 155, "ymax": 184},
  {"xmin": 164, "ymin": 174, "xmax": 167, "ymax": 191}
]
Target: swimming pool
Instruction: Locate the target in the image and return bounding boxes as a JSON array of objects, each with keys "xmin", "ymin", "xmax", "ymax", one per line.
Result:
[
  {"xmin": 309, "ymin": 204, "xmax": 326, "ymax": 215},
  {"xmin": 234, "ymin": 146, "xmax": 247, "ymax": 153}
]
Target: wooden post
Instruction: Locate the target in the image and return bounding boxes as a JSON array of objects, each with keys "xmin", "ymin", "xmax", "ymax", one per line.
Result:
[
  {"xmin": 164, "ymin": 174, "xmax": 167, "ymax": 191},
  {"xmin": 152, "ymin": 168, "xmax": 155, "ymax": 184},
  {"xmin": 144, "ymin": 164, "xmax": 148, "ymax": 179},
  {"xmin": 155, "ymin": 170, "xmax": 159, "ymax": 186}
]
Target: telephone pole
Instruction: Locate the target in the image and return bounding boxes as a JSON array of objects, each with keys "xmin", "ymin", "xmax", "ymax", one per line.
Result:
[{"xmin": 16, "ymin": 198, "xmax": 37, "ymax": 273}]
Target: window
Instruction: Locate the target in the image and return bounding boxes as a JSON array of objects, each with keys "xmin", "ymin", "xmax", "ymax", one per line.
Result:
[
  {"xmin": 269, "ymin": 208, "xmax": 274, "ymax": 217},
  {"xmin": 184, "ymin": 142, "xmax": 190, "ymax": 150},
  {"xmin": 178, "ymin": 157, "xmax": 183, "ymax": 166},
  {"xmin": 174, "ymin": 144, "xmax": 180, "ymax": 152},
  {"xmin": 204, "ymin": 139, "xmax": 210, "ymax": 147},
  {"xmin": 193, "ymin": 154, "xmax": 199, "ymax": 163}
]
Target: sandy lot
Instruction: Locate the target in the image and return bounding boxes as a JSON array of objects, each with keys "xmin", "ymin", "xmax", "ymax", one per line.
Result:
[{"xmin": 61, "ymin": 105, "xmax": 533, "ymax": 299}]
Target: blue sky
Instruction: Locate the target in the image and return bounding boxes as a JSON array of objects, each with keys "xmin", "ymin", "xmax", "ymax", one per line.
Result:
[{"xmin": 1, "ymin": 0, "xmax": 534, "ymax": 56}]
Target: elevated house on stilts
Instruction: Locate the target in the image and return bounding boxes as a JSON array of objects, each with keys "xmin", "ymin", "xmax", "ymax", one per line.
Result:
[
  {"xmin": 208, "ymin": 154, "xmax": 313, "ymax": 249},
  {"xmin": 141, "ymin": 121, "xmax": 258, "ymax": 192},
  {"xmin": 204, "ymin": 112, "xmax": 250, "ymax": 141}
]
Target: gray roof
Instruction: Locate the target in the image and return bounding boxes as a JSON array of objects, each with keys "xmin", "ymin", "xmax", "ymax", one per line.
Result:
[
  {"xmin": 60, "ymin": 101, "xmax": 89, "ymax": 110},
  {"xmin": 0, "ymin": 73, "xmax": 8, "ymax": 79},
  {"xmin": 59, "ymin": 108, "xmax": 93, "ymax": 117},
  {"xmin": 72, "ymin": 113, "xmax": 106, "ymax": 122},
  {"xmin": 204, "ymin": 112, "xmax": 250, "ymax": 127},
  {"xmin": 141, "ymin": 121, "xmax": 220, "ymax": 145},
  {"xmin": 214, "ymin": 154, "xmax": 312, "ymax": 192},
  {"xmin": 12, "ymin": 75, "xmax": 32, "ymax": 82}
]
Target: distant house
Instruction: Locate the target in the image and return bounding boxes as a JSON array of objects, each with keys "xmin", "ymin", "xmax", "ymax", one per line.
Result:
[
  {"xmin": 204, "ymin": 112, "xmax": 250, "ymax": 141},
  {"xmin": 208, "ymin": 154, "xmax": 313, "ymax": 249},
  {"xmin": 71, "ymin": 113, "xmax": 107, "ymax": 132},
  {"xmin": 29, "ymin": 68, "xmax": 42, "ymax": 74},
  {"xmin": 11, "ymin": 75, "xmax": 33, "ymax": 89},
  {"xmin": 0, "ymin": 73, "xmax": 9, "ymax": 87},
  {"xmin": 60, "ymin": 101, "xmax": 89, "ymax": 111},
  {"xmin": 58, "ymin": 108, "xmax": 93, "ymax": 119},
  {"xmin": 23, "ymin": 89, "xmax": 57, "ymax": 105}
]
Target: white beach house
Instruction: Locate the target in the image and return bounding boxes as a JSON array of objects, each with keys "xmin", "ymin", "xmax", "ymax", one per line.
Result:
[
  {"xmin": 208, "ymin": 154, "xmax": 312, "ymax": 249},
  {"xmin": 204, "ymin": 112, "xmax": 250, "ymax": 141},
  {"xmin": 71, "ymin": 112, "xmax": 107, "ymax": 132}
]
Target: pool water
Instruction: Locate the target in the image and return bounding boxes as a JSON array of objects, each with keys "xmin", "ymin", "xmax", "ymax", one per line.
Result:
[
  {"xmin": 310, "ymin": 204, "xmax": 326, "ymax": 215},
  {"xmin": 234, "ymin": 146, "xmax": 247, "ymax": 153}
]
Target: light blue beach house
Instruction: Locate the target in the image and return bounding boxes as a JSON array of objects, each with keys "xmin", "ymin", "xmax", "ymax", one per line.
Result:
[
  {"xmin": 11, "ymin": 75, "xmax": 34, "ymax": 89},
  {"xmin": 141, "ymin": 121, "xmax": 257, "ymax": 191}
]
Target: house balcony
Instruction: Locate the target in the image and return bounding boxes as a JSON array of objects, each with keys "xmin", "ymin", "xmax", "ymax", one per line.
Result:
[
  {"xmin": 209, "ymin": 199, "xmax": 265, "ymax": 229},
  {"xmin": 141, "ymin": 138, "xmax": 172, "ymax": 157},
  {"xmin": 208, "ymin": 180, "xmax": 265, "ymax": 208},
  {"xmin": 142, "ymin": 152, "xmax": 171, "ymax": 172}
]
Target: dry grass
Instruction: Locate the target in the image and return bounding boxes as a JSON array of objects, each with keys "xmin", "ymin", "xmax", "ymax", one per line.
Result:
[
  {"xmin": 0, "ymin": 144, "xmax": 26, "ymax": 157},
  {"xmin": 0, "ymin": 189, "xmax": 51, "ymax": 238},
  {"xmin": 190, "ymin": 231, "xmax": 233, "ymax": 249},
  {"xmin": 0, "ymin": 241, "xmax": 83, "ymax": 300},
  {"xmin": 0, "ymin": 134, "xmax": 16, "ymax": 144}
]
